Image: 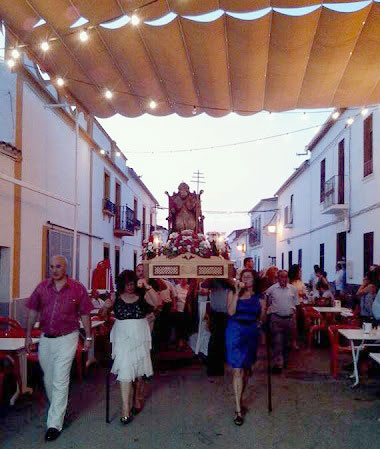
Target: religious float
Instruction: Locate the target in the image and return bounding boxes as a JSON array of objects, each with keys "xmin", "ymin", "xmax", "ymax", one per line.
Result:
[{"xmin": 142, "ymin": 183, "xmax": 233, "ymax": 279}]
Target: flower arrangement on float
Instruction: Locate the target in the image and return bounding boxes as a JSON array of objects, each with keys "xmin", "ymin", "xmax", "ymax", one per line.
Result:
[
  {"xmin": 162, "ymin": 230, "xmax": 212, "ymax": 259},
  {"xmin": 142, "ymin": 229, "xmax": 231, "ymax": 260}
]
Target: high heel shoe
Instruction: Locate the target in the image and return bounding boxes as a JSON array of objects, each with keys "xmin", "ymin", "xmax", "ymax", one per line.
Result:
[{"xmin": 120, "ymin": 414, "xmax": 134, "ymax": 425}]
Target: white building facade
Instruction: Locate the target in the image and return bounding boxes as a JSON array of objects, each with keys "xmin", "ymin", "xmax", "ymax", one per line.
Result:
[
  {"xmin": 248, "ymin": 197, "xmax": 278, "ymax": 272},
  {"xmin": 275, "ymin": 107, "xmax": 380, "ymax": 287},
  {"xmin": 0, "ymin": 51, "xmax": 158, "ymax": 316}
]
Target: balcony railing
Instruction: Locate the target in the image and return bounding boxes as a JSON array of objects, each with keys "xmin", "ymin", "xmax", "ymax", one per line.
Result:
[
  {"xmin": 134, "ymin": 218, "xmax": 141, "ymax": 229},
  {"xmin": 321, "ymin": 175, "xmax": 348, "ymax": 214},
  {"xmin": 103, "ymin": 198, "xmax": 117, "ymax": 216},
  {"xmin": 248, "ymin": 228, "xmax": 261, "ymax": 247},
  {"xmin": 114, "ymin": 206, "xmax": 135, "ymax": 237}
]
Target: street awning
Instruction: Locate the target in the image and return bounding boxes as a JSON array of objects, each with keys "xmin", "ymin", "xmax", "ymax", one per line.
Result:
[{"xmin": 1, "ymin": 1, "xmax": 380, "ymax": 117}]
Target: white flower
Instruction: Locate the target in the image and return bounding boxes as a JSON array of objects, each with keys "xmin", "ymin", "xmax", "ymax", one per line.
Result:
[{"xmin": 173, "ymin": 247, "xmax": 177, "ymax": 251}]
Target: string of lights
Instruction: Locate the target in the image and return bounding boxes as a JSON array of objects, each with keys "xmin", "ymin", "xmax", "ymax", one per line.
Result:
[
  {"xmin": 121, "ymin": 107, "xmax": 375, "ymax": 155},
  {"xmin": 156, "ymin": 206, "xmax": 279, "ymax": 215},
  {"xmin": 0, "ymin": 23, "xmax": 358, "ymax": 116}
]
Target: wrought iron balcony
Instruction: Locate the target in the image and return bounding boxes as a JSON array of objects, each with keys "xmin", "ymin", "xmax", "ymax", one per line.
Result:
[
  {"xmin": 321, "ymin": 175, "xmax": 348, "ymax": 215},
  {"xmin": 103, "ymin": 198, "xmax": 117, "ymax": 216},
  {"xmin": 134, "ymin": 218, "xmax": 141, "ymax": 229},
  {"xmin": 114, "ymin": 205, "xmax": 135, "ymax": 237}
]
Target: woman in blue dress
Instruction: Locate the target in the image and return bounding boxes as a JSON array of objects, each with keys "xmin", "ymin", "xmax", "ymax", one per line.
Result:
[{"xmin": 226, "ymin": 269, "xmax": 264, "ymax": 426}]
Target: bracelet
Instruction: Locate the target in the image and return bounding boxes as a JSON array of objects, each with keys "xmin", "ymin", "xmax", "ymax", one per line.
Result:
[{"xmin": 86, "ymin": 337, "xmax": 93, "ymax": 341}]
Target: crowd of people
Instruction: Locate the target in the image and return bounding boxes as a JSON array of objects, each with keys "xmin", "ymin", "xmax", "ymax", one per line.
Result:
[{"xmin": 23, "ymin": 254, "xmax": 380, "ymax": 440}]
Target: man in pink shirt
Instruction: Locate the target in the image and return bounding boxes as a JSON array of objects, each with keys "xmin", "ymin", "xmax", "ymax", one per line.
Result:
[{"xmin": 25, "ymin": 255, "xmax": 93, "ymax": 441}]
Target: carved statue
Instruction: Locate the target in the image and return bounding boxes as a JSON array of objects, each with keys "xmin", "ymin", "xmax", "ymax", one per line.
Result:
[{"xmin": 165, "ymin": 182, "xmax": 204, "ymax": 234}]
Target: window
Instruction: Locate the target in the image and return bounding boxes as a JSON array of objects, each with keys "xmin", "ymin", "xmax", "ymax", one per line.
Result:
[
  {"xmin": 281, "ymin": 252, "xmax": 284, "ymax": 269},
  {"xmin": 257, "ymin": 256, "xmax": 260, "ymax": 272},
  {"xmin": 288, "ymin": 251, "xmax": 293, "ymax": 269},
  {"xmin": 46, "ymin": 229, "xmax": 79, "ymax": 279},
  {"xmin": 338, "ymin": 140, "xmax": 345, "ymax": 204},
  {"xmin": 336, "ymin": 232, "xmax": 346, "ymax": 264},
  {"xmin": 115, "ymin": 247, "xmax": 120, "ymax": 277},
  {"xmin": 320, "ymin": 159, "xmax": 326, "ymax": 203},
  {"xmin": 142, "ymin": 206, "xmax": 146, "ymax": 241},
  {"xmin": 298, "ymin": 249, "xmax": 302, "ymax": 267},
  {"xmin": 320, "ymin": 243, "xmax": 325, "ymax": 272},
  {"xmin": 103, "ymin": 244, "xmax": 110, "ymax": 260},
  {"xmin": 284, "ymin": 206, "xmax": 289, "ymax": 225},
  {"xmin": 363, "ymin": 114, "xmax": 373, "ymax": 177},
  {"xmin": 104, "ymin": 172, "xmax": 110, "ymax": 200},
  {"xmin": 115, "ymin": 181, "xmax": 121, "ymax": 207},
  {"xmin": 363, "ymin": 232, "xmax": 374, "ymax": 276},
  {"xmin": 289, "ymin": 194, "xmax": 294, "ymax": 224},
  {"xmin": 133, "ymin": 251, "xmax": 138, "ymax": 270}
]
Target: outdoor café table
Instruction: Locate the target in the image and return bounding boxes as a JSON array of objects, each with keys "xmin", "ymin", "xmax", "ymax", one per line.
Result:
[
  {"xmin": 0, "ymin": 337, "xmax": 38, "ymax": 405},
  {"xmin": 369, "ymin": 353, "xmax": 380, "ymax": 365},
  {"xmin": 338, "ymin": 328, "xmax": 380, "ymax": 387},
  {"xmin": 79, "ymin": 320, "xmax": 105, "ymax": 368},
  {"xmin": 312, "ymin": 307, "xmax": 353, "ymax": 343}
]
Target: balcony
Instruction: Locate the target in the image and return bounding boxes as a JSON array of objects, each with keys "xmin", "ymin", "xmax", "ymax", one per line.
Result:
[
  {"xmin": 248, "ymin": 228, "xmax": 261, "ymax": 247},
  {"xmin": 321, "ymin": 175, "xmax": 348, "ymax": 215},
  {"xmin": 134, "ymin": 218, "xmax": 141, "ymax": 230},
  {"xmin": 103, "ymin": 198, "xmax": 117, "ymax": 217},
  {"xmin": 114, "ymin": 206, "xmax": 135, "ymax": 237}
]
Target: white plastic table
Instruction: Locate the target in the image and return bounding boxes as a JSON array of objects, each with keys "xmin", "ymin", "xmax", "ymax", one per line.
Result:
[
  {"xmin": 0, "ymin": 338, "xmax": 38, "ymax": 405},
  {"xmin": 313, "ymin": 307, "xmax": 353, "ymax": 315},
  {"xmin": 369, "ymin": 353, "xmax": 380, "ymax": 365},
  {"xmin": 338, "ymin": 328, "xmax": 380, "ymax": 387},
  {"xmin": 312, "ymin": 307, "xmax": 353, "ymax": 343}
]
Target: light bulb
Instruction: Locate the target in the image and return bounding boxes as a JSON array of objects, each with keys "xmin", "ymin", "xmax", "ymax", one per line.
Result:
[
  {"xmin": 332, "ymin": 111, "xmax": 340, "ymax": 120},
  {"xmin": 116, "ymin": 151, "xmax": 121, "ymax": 157},
  {"xmin": 131, "ymin": 15, "xmax": 140, "ymax": 26},
  {"xmin": 7, "ymin": 59, "xmax": 15, "ymax": 69},
  {"xmin": 100, "ymin": 149, "xmax": 106, "ymax": 155},
  {"xmin": 192, "ymin": 106, "xmax": 197, "ymax": 115},
  {"xmin": 40, "ymin": 41, "xmax": 49, "ymax": 51},
  {"xmin": 79, "ymin": 30, "xmax": 89, "ymax": 42},
  {"xmin": 346, "ymin": 117, "xmax": 354, "ymax": 126},
  {"xmin": 56, "ymin": 77, "xmax": 65, "ymax": 87},
  {"xmin": 149, "ymin": 100, "xmax": 157, "ymax": 109},
  {"xmin": 11, "ymin": 49, "xmax": 20, "ymax": 59},
  {"xmin": 104, "ymin": 89, "xmax": 113, "ymax": 99},
  {"xmin": 361, "ymin": 108, "xmax": 368, "ymax": 116}
]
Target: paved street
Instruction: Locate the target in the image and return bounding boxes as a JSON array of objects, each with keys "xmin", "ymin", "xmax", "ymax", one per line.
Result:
[{"xmin": 1, "ymin": 345, "xmax": 380, "ymax": 449}]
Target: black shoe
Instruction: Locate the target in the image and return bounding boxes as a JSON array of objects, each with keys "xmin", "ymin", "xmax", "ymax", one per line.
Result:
[
  {"xmin": 45, "ymin": 428, "xmax": 61, "ymax": 441},
  {"xmin": 120, "ymin": 414, "xmax": 134, "ymax": 425},
  {"xmin": 234, "ymin": 412, "xmax": 244, "ymax": 426},
  {"xmin": 272, "ymin": 366, "xmax": 282, "ymax": 374}
]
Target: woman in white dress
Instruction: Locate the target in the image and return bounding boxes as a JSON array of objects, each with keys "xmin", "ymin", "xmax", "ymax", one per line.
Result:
[{"xmin": 101, "ymin": 270, "xmax": 158, "ymax": 424}]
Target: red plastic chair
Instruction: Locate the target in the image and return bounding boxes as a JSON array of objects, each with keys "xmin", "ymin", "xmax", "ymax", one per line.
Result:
[
  {"xmin": 328, "ymin": 324, "xmax": 360, "ymax": 379},
  {"xmin": 301, "ymin": 307, "xmax": 326, "ymax": 348}
]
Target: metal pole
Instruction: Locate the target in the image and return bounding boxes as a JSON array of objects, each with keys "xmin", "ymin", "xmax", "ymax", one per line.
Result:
[
  {"xmin": 72, "ymin": 109, "xmax": 79, "ymax": 279},
  {"xmin": 266, "ymin": 326, "xmax": 273, "ymax": 413}
]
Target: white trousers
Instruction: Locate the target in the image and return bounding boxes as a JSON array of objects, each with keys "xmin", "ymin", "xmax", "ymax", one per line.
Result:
[{"xmin": 38, "ymin": 331, "xmax": 79, "ymax": 430}]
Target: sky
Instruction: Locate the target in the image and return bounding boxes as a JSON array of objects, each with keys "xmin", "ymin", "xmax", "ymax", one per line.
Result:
[{"xmin": 99, "ymin": 110, "xmax": 331, "ymax": 235}]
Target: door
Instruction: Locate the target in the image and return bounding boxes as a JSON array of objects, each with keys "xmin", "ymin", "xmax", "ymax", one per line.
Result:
[
  {"xmin": 336, "ymin": 232, "xmax": 346, "ymax": 264},
  {"xmin": 338, "ymin": 140, "xmax": 345, "ymax": 204}
]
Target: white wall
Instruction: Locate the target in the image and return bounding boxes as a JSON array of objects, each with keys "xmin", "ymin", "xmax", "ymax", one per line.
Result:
[
  {"xmin": 276, "ymin": 107, "xmax": 380, "ymax": 285},
  {"xmin": 0, "ymin": 67, "xmax": 158, "ymax": 300}
]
